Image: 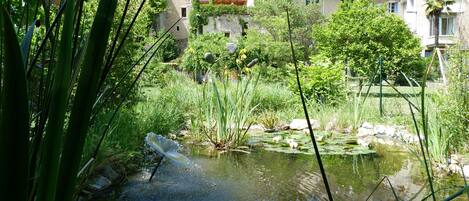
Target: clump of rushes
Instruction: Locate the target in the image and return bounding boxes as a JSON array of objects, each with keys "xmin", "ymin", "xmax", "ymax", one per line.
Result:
[{"xmin": 199, "ymin": 70, "xmax": 259, "ymax": 149}]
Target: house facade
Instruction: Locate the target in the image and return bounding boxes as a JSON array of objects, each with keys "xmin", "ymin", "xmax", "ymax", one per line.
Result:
[{"xmin": 158, "ymin": 0, "xmax": 469, "ymax": 52}]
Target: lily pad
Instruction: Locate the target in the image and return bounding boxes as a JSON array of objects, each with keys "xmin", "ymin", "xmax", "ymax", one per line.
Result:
[{"xmin": 248, "ymin": 131, "xmax": 376, "ymax": 156}]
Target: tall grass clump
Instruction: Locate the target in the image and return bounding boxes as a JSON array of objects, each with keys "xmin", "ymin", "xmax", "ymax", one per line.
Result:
[
  {"xmin": 139, "ymin": 71, "xmax": 199, "ymax": 135},
  {"xmin": 433, "ymin": 46, "xmax": 469, "ymax": 152}
]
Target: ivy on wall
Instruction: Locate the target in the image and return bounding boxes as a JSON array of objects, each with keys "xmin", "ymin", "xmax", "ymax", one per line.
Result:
[{"xmin": 189, "ymin": 1, "xmax": 248, "ymax": 36}]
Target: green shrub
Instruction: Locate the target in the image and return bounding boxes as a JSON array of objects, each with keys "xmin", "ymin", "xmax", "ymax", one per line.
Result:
[
  {"xmin": 289, "ymin": 55, "xmax": 346, "ymax": 105},
  {"xmin": 240, "ymin": 30, "xmax": 291, "ymax": 69},
  {"xmin": 155, "ymin": 31, "xmax": 179, "ymax": 62},
  {"xmin": 313, "ymin": 0, "xmax": 421, "ymax": 77},
  {"xmin": 395, "ymin": 57, "xmax": 440, "ymax": 85},
  {"xmin": 181, "ymin": 33, "xmax": 232, "ymax": 74}
]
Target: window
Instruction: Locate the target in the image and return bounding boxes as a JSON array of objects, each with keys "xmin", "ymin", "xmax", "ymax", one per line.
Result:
[
  {"xmin": 387, "ymin": 2, "xmax": 398, "ymax": 13},
  {"xmin": 408, "ymin": 0, "xmax": 414, "ymax": 10},
  {"xmin": 305, "ymin": 0, "xmax": 319, "ymax": 4},
  {"xmin": 224, "ymin": 32, "xmax": 230, "ymax": 38},
  {"xmin": 176, "ymin": 26, "xmax": 180, "ymax": 31},
  {"xmin": 181, "ymin": 7, "xmax": 187, "ymax": 18},
  {"xmin": 430, "ymin": 16, "xmax": 455, "ymax": 35}
]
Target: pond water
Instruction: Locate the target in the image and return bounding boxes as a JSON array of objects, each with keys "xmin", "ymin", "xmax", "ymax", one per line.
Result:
[{"xmin": 115, "ymin": 143, "xmax": 465, "ymax": 201}]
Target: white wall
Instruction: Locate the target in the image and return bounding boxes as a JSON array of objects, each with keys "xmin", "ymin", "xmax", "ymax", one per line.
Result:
[{"xmin": 202, "ymin": 15, "xmax": 251, "ymax": 40}]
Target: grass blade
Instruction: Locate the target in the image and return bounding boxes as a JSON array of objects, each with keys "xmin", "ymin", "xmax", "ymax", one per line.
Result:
[
  {"xmin": 55, "ymin": 0, "xmax": 118, "ymax": 200},
  {"xmin": 0, "ymin": 6, "xmax": 30, "ymax": 201}
]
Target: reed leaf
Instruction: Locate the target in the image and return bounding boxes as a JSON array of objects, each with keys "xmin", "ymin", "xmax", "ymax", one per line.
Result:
[
  {"xmin": 286, "ymin": 8, "xmax": 333, "ymax": 200},
  {"xmin": 0, "ymin": 6, "xmax": 30, "ymax": 201},
  {"xmin": 55, "ymin": 0, "xmax": 118, "ymax": 200},
  {"xmin": 20, "ymin": 18, "xmax": 36, "ymax": 66},
  {"xmin": 36, "ymin": 0, "xmax": 76, "ymax": 199}
]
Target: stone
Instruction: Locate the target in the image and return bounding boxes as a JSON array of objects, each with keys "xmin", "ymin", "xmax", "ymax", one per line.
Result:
[
  {"xmin": 448, "ymin": 164, "xmax": 462, "ymax": 174},
  {"xmin": 463, "ymin": 165, "xmax": 469, "ymax": 178},
  {"xmin": 177, "ymin": 130, "xmax": 190, "ymax": 137},
  {"xmin": 88, "ymin": 175, "xmax": 112, "ymax": 191},
  {"xmin": 289, "ymin": 119, "xmax": 320, "ymax": 130},
  {"xmin": 280, "ymin": 124, "xmax": 290, "ymax": 130},
  {"xmin": 343, "ymin": 126, "xmax": 353, "ymax": 134},
  {"xmin": 325, "ymin": 118, "xmax": 337, "ymax": 131},
  {"xmin": 249, "ymin": 124, "xmax": 265, "ymax": 132},
  {"xmin": 374, "ymin": 125, "xmax": 386, "ymax": 135},
  {"xmin": 385, "ymin": 126, "xmax": 396, "ymax": 137},
  {"xmin": 450, "ymin": 154, "xmax": 463, "ymax": 165},
  {"xmin": 361, "ymin": 122, "xmax": 374, "ymax": 129},
  {"xmin": 168, "ymin": 133, "xmax": 177, "ymax": 140},
  {"xmin": 357, "ymin": 127, "xmax": 374, "ymax": 137}
]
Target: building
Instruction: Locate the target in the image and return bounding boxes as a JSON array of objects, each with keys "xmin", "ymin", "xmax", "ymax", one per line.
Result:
[
  {"xmin": 158, "ymin": 0, "xmax": 469, "ymax": 51},
  {"xmin": 156, "ymin": 0, "xmax": 254, "ymax": 50}
]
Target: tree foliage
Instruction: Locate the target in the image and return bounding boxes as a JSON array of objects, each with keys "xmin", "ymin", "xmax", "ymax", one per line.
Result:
[
  {"xmin": 249, "ymin": 0, "xmax": 323, "ymax": 61},
  {"xmin": 313, "ymin": 0, "xmax": 422, "ymax": 77}
]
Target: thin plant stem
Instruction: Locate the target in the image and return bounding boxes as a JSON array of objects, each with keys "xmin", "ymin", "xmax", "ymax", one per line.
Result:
[
  {"xmin": 409, "ymin": 102, "xmax": 435, "ymax": 201},
  {"xmin": 286, "ymin": 8, "xmax": 333, "ymax": 201}
]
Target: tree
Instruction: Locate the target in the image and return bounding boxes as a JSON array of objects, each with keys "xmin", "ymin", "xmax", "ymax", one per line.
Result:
[
  {"xmin": 313, "ymin": 0, "xmax": 422, "ymax": 77},
  {"xmin": 425, "ymin": 0, "xmax": 455, "ymax": 48},
  {"xmin": 249, "ymin": 0, "xmax": 323, "ymax": 61}
]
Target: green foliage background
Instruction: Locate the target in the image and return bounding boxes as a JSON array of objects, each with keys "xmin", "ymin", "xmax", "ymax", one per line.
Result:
[{"xmin": 313, "ymin": 0, "xmax": 422, "ymax": 77}]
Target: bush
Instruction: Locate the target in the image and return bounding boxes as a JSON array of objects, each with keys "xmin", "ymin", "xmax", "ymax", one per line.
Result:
[
  {"xmin": 240, "ymin": 30, "xmax": 291, "ymax": 69},
  {"xmin": 313, "ymin": 0, "xmax": 421, "ymax": 77},
  {"xmin": 155, "ymin": 31, "xmax": 179, "ymax": 62},
  {"xmin": 181, "ymin": 33, "xmax": 232, "ymax": 74},
  {"xmin": 289, "ymin": 55, "xmax": 346, "ymax": 105}
]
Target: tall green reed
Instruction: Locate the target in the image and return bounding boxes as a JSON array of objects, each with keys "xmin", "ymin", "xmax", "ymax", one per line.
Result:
[
  {"xmin": 199, "ymin": 71, "xmax": 259, "ymax": 149},
  {"xmin": 0, "ymin": 6, "xmax": 30, "ymax": 201},
  {"xmin": 0, "ymin": 0, "xmax": 166, "ymax": 200}
]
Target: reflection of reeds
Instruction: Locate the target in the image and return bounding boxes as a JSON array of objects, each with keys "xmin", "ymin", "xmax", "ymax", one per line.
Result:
[{"xmin": 286, "ymin": 8, "xmax": 334, "ymax": 201}]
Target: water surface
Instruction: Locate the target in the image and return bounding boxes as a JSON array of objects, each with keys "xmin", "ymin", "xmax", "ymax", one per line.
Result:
[{"xmin": 116, "ymin": 145, "xmax": 464, "ymax": 201}]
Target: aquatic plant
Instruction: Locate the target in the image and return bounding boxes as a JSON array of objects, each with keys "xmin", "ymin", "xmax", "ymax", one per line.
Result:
[{"xmin": 199, "ymin": 72, "xmax": 259, "ymax": 149}]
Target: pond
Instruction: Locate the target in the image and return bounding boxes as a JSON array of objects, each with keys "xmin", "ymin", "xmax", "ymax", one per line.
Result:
[{"xmin": 115, "ymin": 142, "xmax": 465, "ymax": 201}]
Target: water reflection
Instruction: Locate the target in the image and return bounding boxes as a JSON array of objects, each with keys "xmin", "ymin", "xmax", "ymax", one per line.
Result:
[{"xmin": 116, "ymin": 145, "xmax": 463, "ymax": 201}]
